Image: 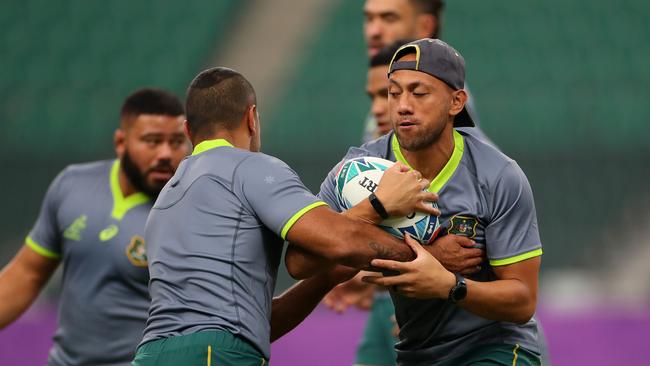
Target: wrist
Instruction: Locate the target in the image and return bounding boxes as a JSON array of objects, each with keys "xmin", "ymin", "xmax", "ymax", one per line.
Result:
[
  {"xmin": 346, "ymin": 200, "xmax": 383, "ymax": 224},
  {"xmin": 447, "ymin": 272, "xmax": 468, "ymax": 303},
  {"xmin": 368, "ymin": 192, "xmax": 390, "ymax": 220},
  {"xmin": 441, "ymin": 271, "xmax": 456, "ymax": 298}
]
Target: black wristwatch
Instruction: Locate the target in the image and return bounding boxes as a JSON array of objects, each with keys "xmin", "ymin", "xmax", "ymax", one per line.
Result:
[
  {"xmin": 368, "ymin": 192, "xmax": 390, "ymax": 219},
  {"xmin": 448, "ymin": 273, "xmax": 467, "ymax": 303}
]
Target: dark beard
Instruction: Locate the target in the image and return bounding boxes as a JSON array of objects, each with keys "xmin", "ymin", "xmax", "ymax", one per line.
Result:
[{"xmin": 121, "ymin": 150, "xmax": 167, "ymax": 198}]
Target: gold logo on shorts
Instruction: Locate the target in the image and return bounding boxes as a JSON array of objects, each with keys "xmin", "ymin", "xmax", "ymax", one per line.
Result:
[{"xmin": 125, "ymin": 235, "xmax": 147, "ymax": 267}]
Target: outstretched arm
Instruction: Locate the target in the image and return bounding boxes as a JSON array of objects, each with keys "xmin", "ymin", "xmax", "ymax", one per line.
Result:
[
  {"xmin": 286, "ymin": 162, "xmax": 437, "ymax": 278},
  {"xmin": 285, "ymin": 206, "xmax": 414, "ymax": 271},
  {"xmin": 0, "ymin": 245, "xmax": 59, "ymax": 328}
]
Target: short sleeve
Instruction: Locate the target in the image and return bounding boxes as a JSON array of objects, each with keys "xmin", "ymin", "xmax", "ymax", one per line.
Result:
[
  {"xmin": 317, "ymin": 160, "xmax": 345, "ymax": 213},
  {"xmin": 26, "ymin": 170, "xmax": 66, "ymax": 259},
  {"xmin": 485, "ymin": 162, "xmax": 542, "ymax": 266},
  {"xmin": 238, "ymin": 154, "xmax": 327, "ymax": 240}
]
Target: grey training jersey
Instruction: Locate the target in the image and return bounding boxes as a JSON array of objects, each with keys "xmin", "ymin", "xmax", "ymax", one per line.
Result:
[
  {"xmin": 27, "ymin": 160, "xmax": 153, "ymax": 366},
  {"xmin": 319, "ymin": 130, "xmax": 542, "ymax": 365},
  {"xmin": 141, "ymin": 139, "xmax": 325, "ymax": 359}
]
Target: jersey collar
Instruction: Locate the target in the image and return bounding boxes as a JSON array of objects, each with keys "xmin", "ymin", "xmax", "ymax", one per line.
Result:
[
  {"xmin": 191, "ymin": 139, "xmax": 234, "ymax": 156},
  {"xmin": 391, "ymin": 129, "xmax": 464, "ymax": 193},
  {"xmin": 110, "ymin": 160, "xmax": 150, "ymax": 220}
]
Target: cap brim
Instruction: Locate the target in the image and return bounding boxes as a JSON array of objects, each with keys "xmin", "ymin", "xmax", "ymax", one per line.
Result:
[{"xmin": 454, "ymin": 107, "xmax": 475, "ymax": 127}]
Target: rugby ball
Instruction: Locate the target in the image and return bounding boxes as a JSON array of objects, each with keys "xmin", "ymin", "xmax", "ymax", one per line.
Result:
[{"xmin": 335, "ymin": 156, "xmax": 439, "ymax": 244}]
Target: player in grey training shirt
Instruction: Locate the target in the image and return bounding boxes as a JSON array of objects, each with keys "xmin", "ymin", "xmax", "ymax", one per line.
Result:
[
  {"xmin": 134, "ymin": 67, "xmax": 433, "ymax": 366},
  {"xmin": 320, "ymin": 131, "xmax": 542, "ymax": 364},
  {"xmin": 306, "ymin": 39, "xmax": 543, "ymax": 365},
  {"xmin": 0, "ymin": 89, "xmax": 189, "ymax": 366}
]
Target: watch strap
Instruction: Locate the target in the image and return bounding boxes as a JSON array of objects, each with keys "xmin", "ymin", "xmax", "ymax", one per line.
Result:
[
  {"xmin": 448, "ymin": 273, "xmax": 467, "ymax": 303},
  {"xmin": 368, "ymin": 193, "xmax": 390, "ymax": 220}
]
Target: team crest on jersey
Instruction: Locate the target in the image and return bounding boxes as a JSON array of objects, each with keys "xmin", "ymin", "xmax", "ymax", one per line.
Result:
[
  {"xmin": 125, "ymin": 236, "xmax": 147, "ymax": 267},
  {"xmin": 447, "ymin": 215, "xmax": 478, "ymax": 238}
]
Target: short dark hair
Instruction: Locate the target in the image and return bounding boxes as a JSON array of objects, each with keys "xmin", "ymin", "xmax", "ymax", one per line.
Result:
[
  {"xmin": 409, "ymin": 0, "xmax": 445, "ymax": 38},
  {"xmin": 120, "ymin": 88, "xmax": 184, "ymax": 121},
  {"xmin": 185, "ymin": 67, "xmax": 257, "ymax": 137},
  {"xmin": 369, "ymin": 39, "xmax": 414, "ymax": 68}
]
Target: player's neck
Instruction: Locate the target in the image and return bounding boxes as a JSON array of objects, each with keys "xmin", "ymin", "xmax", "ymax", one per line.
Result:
[
  {"xmin": 118, "ymin": 169, "xmax": 138, "ymax": 197},
  {"xmin": 197, "ymin": 130, "xmax": 251, "ymax": 151},
  {"xmin": 401, "ymin": 126, "xmax": 455, "ymax": 181}
]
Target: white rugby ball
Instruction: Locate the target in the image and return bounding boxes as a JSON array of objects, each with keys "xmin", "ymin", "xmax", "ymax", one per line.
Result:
[{"xmin": 334, "ymin": 156, "xmax": 439, "ymax": 244}]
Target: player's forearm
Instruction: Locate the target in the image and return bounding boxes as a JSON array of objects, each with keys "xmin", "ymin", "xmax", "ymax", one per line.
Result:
[
  {"xmin": 283, "ymin": 201, "xmax": 383, "ymax": 277},
  {"xmin": 331, "ymin": 221, "xmax": 414, "ymax": 270},
  {"xmin": 343, "ymin": 200, "xmax": 383, "ymax": 225},
  {"xmin": 285, "ymin": 245, "xmax": 335, "ymax": 279},
  {"xmin": 0, "ymin": 246, "xmax": 58, "ymax": 329},
  {"xmin": 0, "ymin": 267, "xmax": 45, "ymax": 327},
  {"xmin": 270, "ymin": 273, "xmax": 341, "ymax": 341},
  {"xmin": 286, "ymin": 208, "xmax": 414, "ymax": 270},
  {"xmin": 459, "ymin": 278, "xmax": 537, "ymax": 324}
]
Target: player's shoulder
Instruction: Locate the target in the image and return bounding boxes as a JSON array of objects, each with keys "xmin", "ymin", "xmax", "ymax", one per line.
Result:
[
  {"xmin": 237, "ymin": 151, "xmax": 291, "ymax": 171},
  {"xmin": 44, "ymin": 160, "xmax": 113, "ymax": 199},
  {"xmin": 59, "ymin": 159, "xmax": 113, "ymax": 182},
  {"xmin": 344, "ymin": 133, "xmax": 393, "ymax": 161},
  {"xmin": 460, "ymin": 130, "xmax": 525, "ymax": 187}
]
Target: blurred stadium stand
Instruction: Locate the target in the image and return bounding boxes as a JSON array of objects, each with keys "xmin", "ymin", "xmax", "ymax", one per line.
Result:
[{"xmin": 0, "ymin": 0, "xmax": 247, "ymax": 258}]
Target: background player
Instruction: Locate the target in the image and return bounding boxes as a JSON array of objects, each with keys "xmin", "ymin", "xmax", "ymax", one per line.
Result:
[
  {"xmin": 361, "ymin": 0, "xmax": 488, "ymax": 143},
  {"xmin": 0, "ymin": 88, "xmax": 189, "ymax": 366}
]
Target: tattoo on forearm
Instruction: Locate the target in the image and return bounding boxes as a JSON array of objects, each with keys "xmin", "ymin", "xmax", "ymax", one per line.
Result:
[{"xmin": 369, "ymin": 242, "xmax": 413, "ymax": 262}]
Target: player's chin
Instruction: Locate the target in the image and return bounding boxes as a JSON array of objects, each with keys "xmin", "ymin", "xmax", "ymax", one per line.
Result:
[{"xmin": 395, "ymin": 126, "xmax": 420, "ymax": 140}]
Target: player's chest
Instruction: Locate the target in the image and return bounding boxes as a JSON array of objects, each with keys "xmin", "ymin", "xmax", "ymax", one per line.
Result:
[
  {"xmin": 56, "ymin": 202, "xmax": 151, "ymax": 281},
  {"xmin": 435, "ymin": 181, "xmax": 489, "ymax": 244}
]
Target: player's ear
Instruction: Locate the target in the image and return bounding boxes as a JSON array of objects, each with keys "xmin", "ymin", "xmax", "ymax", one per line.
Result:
[
  {"xmin": 246, "ymin": 104, "xmax": 258, "ymax": 136},
  {"xmin": 449, "ymin": 90, "xmax": 468, "ymax": 117},
  {"xmin": 415, "ymin": 14, "xmax": 436, "ymax": 39},
  {"xmin": 183, "ymin": 120, "xmax": 193, "ymax": 144},
  {"xmin": 114, "ymin": 128, "xmax": 126, "ymax": 159}
]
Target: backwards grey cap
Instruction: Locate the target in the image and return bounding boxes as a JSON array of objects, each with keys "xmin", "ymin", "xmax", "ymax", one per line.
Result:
[{"xmin": 388, "ymin": 38, "xmax": 474, "ymax": 127}]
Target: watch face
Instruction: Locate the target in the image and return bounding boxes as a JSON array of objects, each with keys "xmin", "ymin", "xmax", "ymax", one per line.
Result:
[{"xmin": 452, "ymin": 285, "xmax": 467, "ymax": 302}]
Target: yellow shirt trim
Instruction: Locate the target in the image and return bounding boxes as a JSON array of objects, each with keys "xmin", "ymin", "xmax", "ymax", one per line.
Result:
[
  {"xmin": 191, "ymin": 138, "xmax": 234, "ymax": 156},
  {"xmin": 280, "ymin": 201, "xmax": 328, "ymax": 240},
  {"xmin": 391, "ymin": 130, "xmax": 464, "ymax": 193},
  {"xmin": 25, "ymin": 236, "xmax": 61, "ymax": 259},
  {"xmin": 110, "ymin": 160, "xmax": 150, "ymax": 221},
  {"xmin": 490, "ymin": 248, "xmax": 543, "ymax": 267}
]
